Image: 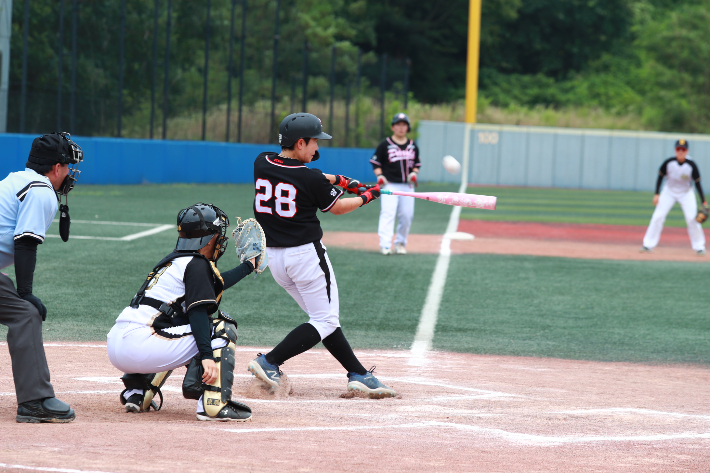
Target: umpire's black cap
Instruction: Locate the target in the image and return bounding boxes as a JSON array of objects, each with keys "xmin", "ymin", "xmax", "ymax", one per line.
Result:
[
  {"xmin": 279, "ymin": 113, "xmax": 332, "ymax": 148},
  {"xmin": 28, "ymin": 132, "xmax": 83, "ymax": 166},
  {"xmin": 675, "ymin": 139, "xmax": 689, "ymax": 149}
]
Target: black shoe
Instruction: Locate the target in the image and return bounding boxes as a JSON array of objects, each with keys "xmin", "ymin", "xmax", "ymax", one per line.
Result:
[
  {"xmin": 16, "ymin": 397, "xmax": 76, "ymax": 423},
  {"xmin": 196, "ymin": 400, "xmax": 252, "ymax": 422}
]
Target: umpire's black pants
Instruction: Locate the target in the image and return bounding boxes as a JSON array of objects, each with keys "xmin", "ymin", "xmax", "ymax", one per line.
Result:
[{"xmin": 0, "ymin": 273, "xmax": 55, "ymax": 404}]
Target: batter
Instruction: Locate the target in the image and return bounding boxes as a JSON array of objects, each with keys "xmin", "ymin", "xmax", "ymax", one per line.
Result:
[
  {"xmin": 641, "ymin": 139, "xmax": 706, "ymax": 255},
  {"xmin": 247, "ymin": 112, "xmax": 396, "ymax": 398}
]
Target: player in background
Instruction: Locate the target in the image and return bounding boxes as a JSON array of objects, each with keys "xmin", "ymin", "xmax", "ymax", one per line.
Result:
[
  {"xmin": 371, "ymin": 113, "xmax": 421, "ymax": 255},
  {"xmin": 0, "ymin": 132, "xmax": 83, "ymax": 423},
  {"xmin": 640, "ymin": 139, "xmax": 707, "ymax": 255},
  {"xmin": 107, "ymin": 203, "xmax": 256, "ymax": 421},
  {"xmin": 247, "ymin": 113, "xmax": 396, "ymax": 398}
]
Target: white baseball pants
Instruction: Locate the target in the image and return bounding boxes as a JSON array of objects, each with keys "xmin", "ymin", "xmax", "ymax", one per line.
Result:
[
  {"xmin": 378, "ymin": 182, "xmax": 415, "ymax": 250},
  {"xmin": 642, "ymin": 187, "xmax": 705, "ymax": 251},
  {"xmin": 266, "ymin": 241, "xmax": 340, "ymax": 340}
]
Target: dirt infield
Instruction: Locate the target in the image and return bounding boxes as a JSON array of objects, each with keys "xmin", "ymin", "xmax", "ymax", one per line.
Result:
[
  {"xmin": 1, "ymin": 343, "xmax": 709, "ymax": 472},
  {"xmin": 322, "ymin": 220, "xmax": 709, "ymax": 263}
]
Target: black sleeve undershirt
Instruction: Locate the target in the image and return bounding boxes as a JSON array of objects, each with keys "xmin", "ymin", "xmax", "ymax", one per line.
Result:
[
  {"xmin": 696, "ymin": 181, "xmax": 705, "ymax": 204},
  {"xmin": 188, "ymin": 306, "xmax": 213, "ymax": 360},
  {"xmin": 14, "ymin": 236, "xmax": 40, "ymax": 297},
  {"xmin": 655, "ymin": 174, "xmax": 664, "ymax": 194},
  {"xmin": 222, "ymin": 261, "xmax": 254, "ymax": 290}
]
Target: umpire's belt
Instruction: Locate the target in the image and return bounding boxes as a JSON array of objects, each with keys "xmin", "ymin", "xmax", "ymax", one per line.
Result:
[{"xmin": 133, "ymin": 296, "xmax": 184, "ymax": 318}]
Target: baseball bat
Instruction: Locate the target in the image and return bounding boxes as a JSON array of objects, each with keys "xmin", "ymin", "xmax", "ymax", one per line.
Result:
[{"xmin": 379, "ymin": 190, "xmax": 497, "ymax": 210}]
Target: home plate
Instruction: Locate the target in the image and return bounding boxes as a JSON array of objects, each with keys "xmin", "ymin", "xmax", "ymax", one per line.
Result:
[{"xmin": 445, "ymin": 232, "xmax": 474, "ymax": 241}]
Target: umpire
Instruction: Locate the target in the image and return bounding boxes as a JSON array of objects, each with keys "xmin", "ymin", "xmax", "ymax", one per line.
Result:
[{"xmin": 0, "ymin": 132, "xmax": 83, "ymax": 423}]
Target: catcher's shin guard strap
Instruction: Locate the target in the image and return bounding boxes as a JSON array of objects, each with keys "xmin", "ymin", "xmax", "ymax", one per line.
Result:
[
  {"xmin": 121, "ymin": 371, "xmax": 173, "ymax": 412},
  {"xmin": 203, "ymin": 317, "xmax": 237, "ymax": 417}
]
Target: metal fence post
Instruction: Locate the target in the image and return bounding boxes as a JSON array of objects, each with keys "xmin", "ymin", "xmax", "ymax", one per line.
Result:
[
  {"xmin": 162, "ymin": 0, "xmax": 171, "ymax": 139},
  {"xmin": 328, "ymin": 45, "xmax": 335, "ymax": 145},
  {"xmin": 345, "ymin": 81, "xmax": 350, "ymax": 147},
  {"xmin": 150, "ymin": 0, "xmax": 159, "ymax": 139},
  {"xmin": 270, "ymin": 0, "xmax": 280, "ymax": 137},
  {"xmin": 20, "ymin": 0, "xmax": 29, "ymax": 133},
  {"xmin": 404, "ymin": 57, "xmax": 410, "ymax": 110},
  {"xmin": 354, "ymin": 49, "xmax": 361, "ymax": 146},
  {"xmin": 202, "ymin": 0, "xmax": 211, "ymax": 141},
  {"xmin": 226, "ymin": 0, "xmax": 236, "ymax": 142},
  {"xmin": 237, "ymin": 0, "xmax": 246, "ymax": 143},
  {"xmin": 70, "ymin": 0, "xmax": 77, "ymax": 133},
  {"xmin": 117, "ymin": 0, "xmax": 125, "ymax": 137},
  {"xmin": 57, "ymin": 0, "xmax": 65, "ymax": 131},
  {"xmin": 380, "ymin": 53, "xmax": 387, "ymax": 137},
  {"xmin": 301, "ymin": 39, "xmax": 308, "ymax": 112}
]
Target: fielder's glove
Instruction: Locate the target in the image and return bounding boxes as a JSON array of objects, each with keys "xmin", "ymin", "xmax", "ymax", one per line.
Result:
[
  {"xmin": 697, "ymin": 205, "xmax": 709, "ymax": 224},
  {"xmin": 334, "ymin": 175, "xmax": 361, "ymax": 194},
  {"xmin": 360, "ymin": 184, "xmax": 381, "ymax": 206},
  {"xmin": 376, "ymin": 175, "xmax": 388, "ymax": 186},
  {"xmin": 232, "ymin": 218, "xmax": 268, "ymax": 274},
  {"xmin": 408, "ymin": 171, "xmax": 418, "ymax": 187}
]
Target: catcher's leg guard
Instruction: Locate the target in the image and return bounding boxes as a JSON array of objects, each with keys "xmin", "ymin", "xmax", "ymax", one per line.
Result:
[
  {"xmin": 200, "ymin": 312, "xmax": 251, "ymax": 421},
  {"xmin": 120, "ymin": 371, "xmax": 173, "ymax": 413}
]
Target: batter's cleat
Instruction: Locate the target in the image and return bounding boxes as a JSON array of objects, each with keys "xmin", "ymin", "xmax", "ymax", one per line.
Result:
[
  {"xmin": 639, "ymin": 246, "xmax": 652, "ymax": 253},
  {"xmin": 380, "ymin": 247, "xmax": 393, "ymax": 255},
  {"xmin": 16, "ymin": 397, "xmax": 76, "ymax": 423},
  {"xmin": 197, "ymin": 400, "xmax": 252, "ymax": 422},
  {"xmin": 394, "ymin": 243, "xmax": 407, "ymax": 255},
  {"xmin": 247, "ymin": 353, "xmax": 281, "ymax": 388},
  {"xmin": 347, "ymin": 367, "xmax": 396, "ymax": 399},
  {"xmin": 697, "ymin": 249, "xmax": 706, "ymax": 256}
]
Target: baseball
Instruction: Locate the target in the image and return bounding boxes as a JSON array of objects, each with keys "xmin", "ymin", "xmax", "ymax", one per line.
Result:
[{"xmin": 442, "ymin": 155, "xmax": 461, "ymax": 175}]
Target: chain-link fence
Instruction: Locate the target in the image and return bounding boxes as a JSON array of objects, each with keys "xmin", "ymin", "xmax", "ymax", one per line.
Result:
[{"xmin": 7, "ymin": 0, "xmax": 413, "ymax": 148}]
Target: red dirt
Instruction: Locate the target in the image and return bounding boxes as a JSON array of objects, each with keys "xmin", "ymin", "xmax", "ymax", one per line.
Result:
[{"xmin": 1, "ymin": 343, "xmax": 709, "ymax": 472}]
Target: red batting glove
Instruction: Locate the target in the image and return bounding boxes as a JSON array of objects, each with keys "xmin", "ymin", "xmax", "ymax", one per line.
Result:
[
  {"xmin": 376, "ymin": 175, "xmax": 388, "ymax": 186},
  {"xmin": 360, "ymin": 184, "xmax": 381, "ymax": 206},
  {"xmin": 334, "ymin": 175, "xmax": 361, "ymax": 194},
  {"xmin": 408, "ymin": 172, "xmax": 418, "ymax": 187}
]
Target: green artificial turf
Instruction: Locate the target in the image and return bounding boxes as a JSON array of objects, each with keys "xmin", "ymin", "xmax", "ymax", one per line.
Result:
[
  {"xmin": 435, "ymin": 254, "xmax": 710, "ymax": 364},
  {"xmin": 461, "ymin": 186, "xmax": 691, "ymax": 227}
]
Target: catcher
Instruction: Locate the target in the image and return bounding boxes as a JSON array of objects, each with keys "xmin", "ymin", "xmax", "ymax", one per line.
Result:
[{"xmin": 106, "ymin": 203, "xmax": 267, "ymax": 421}]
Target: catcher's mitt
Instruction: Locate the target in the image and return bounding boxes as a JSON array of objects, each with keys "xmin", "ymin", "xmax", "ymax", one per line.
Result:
[
  {"xmin": 697, "ymin": 205, "xmax": 709, "ymax": 224},
  {"xmin": 232, "ymin": 218, "xmax": 268, "ymax": 274}
]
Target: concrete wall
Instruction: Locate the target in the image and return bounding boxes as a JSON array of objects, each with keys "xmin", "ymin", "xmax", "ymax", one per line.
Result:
[{"xmin": 417, "ymin": 121, "xmax": 710, "ymax": 191}]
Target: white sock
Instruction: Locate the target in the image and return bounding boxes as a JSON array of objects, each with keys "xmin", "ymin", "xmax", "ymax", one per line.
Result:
[{"xmin": 123, "ymin": 389, "xmax": 143, "ymax": 401}]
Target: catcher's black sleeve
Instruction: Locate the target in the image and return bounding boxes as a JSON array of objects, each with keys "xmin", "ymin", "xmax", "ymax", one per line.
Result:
[
  {"xmin": 188, "ymin": 306, "xmax": 213, "ymax": 360},
  {"xmin": 222, "ymin": 261, "xmax": 254, "ymax": 290},
  {"xmin": 184, "ymin": 257, "xmax": 218, "ymax": 314},
  {"xmin": 14, "ymin": 236, "xmax": 39, "ymax": 297}
]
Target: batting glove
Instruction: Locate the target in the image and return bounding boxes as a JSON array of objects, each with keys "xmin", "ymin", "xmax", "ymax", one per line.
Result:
[
  {"xmin": 334, "ymin": 175, "xmax": 361, "ymax": 194},
  {"xmin": 408, "ymin": 172, "xmax": 418, "ymax": 187},
  {"xmin": 360, "ymin": 184, "xmax": 381, "ymax": 206},
  {"xmin": 376, "ymin": 175, "xmax": 388, "ymax": 186}
]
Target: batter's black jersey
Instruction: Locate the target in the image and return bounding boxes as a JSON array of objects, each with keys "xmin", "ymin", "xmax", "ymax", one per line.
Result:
[
  {"xmin": 253, "ymin": 152, "xmax": 343, "ymax": 247},
  {"xmin": 370, "ymin": 138, "xmax": 421, "ymax": 183}
]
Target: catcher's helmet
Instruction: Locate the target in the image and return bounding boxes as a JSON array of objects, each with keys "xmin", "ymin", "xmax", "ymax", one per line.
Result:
[
  {"xmin": 279, "ymin": 113, "xmax": 332, "ymax": 148},
  {"xmin": 391, "ymin": 112, "xmax": 411, "ymax": 131},
  {"xmin": 176, "ymin": 203, "xmax": 229, "ymax": 261},
  {"xmin": 28, "ymin": 132, "xmax": 83, "ymax": 196}
]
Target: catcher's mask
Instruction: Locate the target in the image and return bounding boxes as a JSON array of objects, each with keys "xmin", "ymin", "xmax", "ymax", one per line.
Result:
[
  {"xmin": 28, "ymin": 132, "xmax": 83, "ymax": 242},
  {"xmin": 176, "ymin": 203, "xmax": 229, "ymax": 261}
]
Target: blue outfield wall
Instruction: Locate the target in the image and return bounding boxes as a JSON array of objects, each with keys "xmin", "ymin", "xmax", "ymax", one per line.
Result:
[{"xmin": 0, "ymin": 134, "xmax": 376, "ymax": 185}]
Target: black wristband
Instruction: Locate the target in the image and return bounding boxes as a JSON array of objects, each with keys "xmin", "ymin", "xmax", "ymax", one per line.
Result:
[{"xmin": 359, "ymin": 194, "xmax": 367, "ymax": 206}]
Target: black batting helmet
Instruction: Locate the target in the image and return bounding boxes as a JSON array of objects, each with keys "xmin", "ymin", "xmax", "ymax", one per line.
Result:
[
  {"xmin": 391, "ymin": 112, "xmax": 411, "ymax": 131},
  {"xmin": 279, "ymin": 113, "xmax": 332, "ymax": 148},
  {"xmin": 176, "ymin": 203, "xmax": 229, "ymax": 261}
]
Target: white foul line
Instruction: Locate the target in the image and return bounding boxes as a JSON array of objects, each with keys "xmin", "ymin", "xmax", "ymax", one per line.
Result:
[
  {"xmin": 0, "ymin": 464, "xmax": 116, "ymax": 473},
  {"xmin": 410, "ymin": 123, "xmax": 472, "ymax": 361},
  {"xmin": 45, "ymin": 224, "xmax": 173, "ymax": 241}
]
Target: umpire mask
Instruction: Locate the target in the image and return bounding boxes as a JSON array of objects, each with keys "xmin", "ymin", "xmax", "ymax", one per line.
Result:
[
  {"xmin": 28, "ymin": 132, "xmax": 84, "ymax": 242},
  {"xmin": 175, "ymin": 203, "xmax": 230, "ymax": 262}
]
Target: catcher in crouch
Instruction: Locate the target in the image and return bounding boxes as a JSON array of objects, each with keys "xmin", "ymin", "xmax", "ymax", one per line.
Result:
[{"xmin": 106, "ymin": 203, "xmax": 267, "ymax": 421}]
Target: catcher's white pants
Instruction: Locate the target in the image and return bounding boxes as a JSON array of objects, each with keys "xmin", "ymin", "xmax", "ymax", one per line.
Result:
[
  {"xmin": 266, "ymin": 241, "xmax": 340, "ymax": 340},
  {"xmin": 107, "ymin": 322, "xmax": 226, "ymax": 412},
  {"xmin": 378, "ymin": 182, "xmax": 415, "ymax": 250},
  {"xmin": 642, "ymin": 187, "xmax": 705, "ymax": 251}
]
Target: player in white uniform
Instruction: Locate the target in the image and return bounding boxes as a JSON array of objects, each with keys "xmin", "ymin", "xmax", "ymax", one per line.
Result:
[
  {"xmin": 371, "ymin": 113, "xmax": 421, "ymax": 255},
  {"xmin": 641, "ymin": 139, "xmax": 707, "ymax": 255},
  {"xmin": 107, "ymin": 203, "xmax": 256, "ymax": 421},
  {"xmin": 246, "ymin": 113, "xmax": 396, "ymax": 398}
]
